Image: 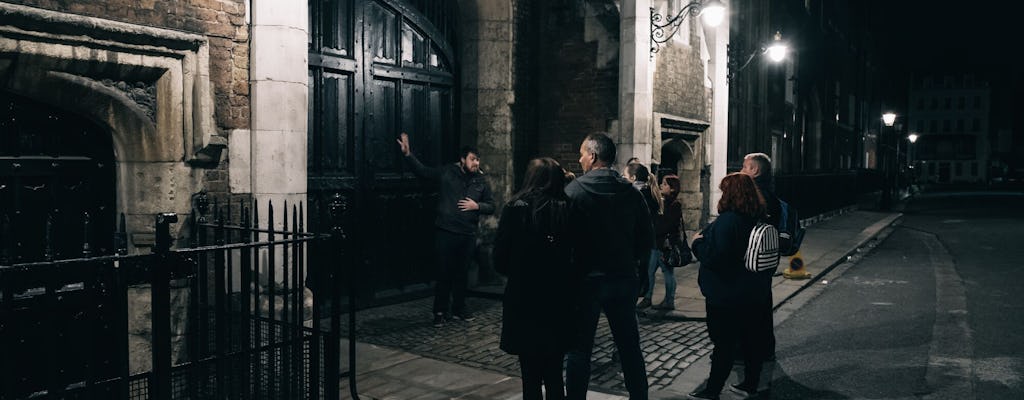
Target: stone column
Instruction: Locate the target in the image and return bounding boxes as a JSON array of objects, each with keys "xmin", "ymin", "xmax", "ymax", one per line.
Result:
[
  {"xmin": 617, "ymin": 0, "xmax": 654, "ymax": 167},
  {"xmin": 248, "ymin": 0, "xmax": 307, "ymax": 215},
  {"xmin": 248, "ymin": 0, "xmax": 307, "ymax": 290},
  {"xmin": 706, "ymin": 6, "xmax": 729, "ymax": 219},
  {"xmin": 461, "ymin": 1, "xmax": 514, "ymax": 286}
]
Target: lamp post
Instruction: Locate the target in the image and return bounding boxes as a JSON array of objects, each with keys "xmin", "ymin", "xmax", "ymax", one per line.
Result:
[
  {"xmin": 727, "ymin": 31, "xmax": 788, "ymax": 84},
  {"xmin": 650, "ymin": 0, "xmax": 725, "ymax": 57},
  {"xmin": 881, "ymin": 112, "xmax": 897, "ymax": 210},
  {"xmin": 907, "ymin": 133, "xmax": 919, "ymax": 187}
]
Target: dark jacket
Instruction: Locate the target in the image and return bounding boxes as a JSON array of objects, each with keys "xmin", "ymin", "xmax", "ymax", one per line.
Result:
[
  {"xmin": 406, "ymin": 154, "xmax": 494, "ymax": 235},
  {"xmin": 493, "ymin": 195, "xmax": 575, "ymax": 355},
  {"xmin": 692, "ymin": 211, "xmax": 772, "ymax": 306},
  {"xmin": 654, "ymin": 196, "xmax": 683, "ymax": 250},
  {"xmin": 565, "ymin": 168, "xmax": 654, "ymax": 281},
  {"xmin": 754, "ymin": 175, "xmax": 782, "ymax": 228},
  {"xmin": 633, "ymin": 181, "xmax": 660, "ymax": 248}
]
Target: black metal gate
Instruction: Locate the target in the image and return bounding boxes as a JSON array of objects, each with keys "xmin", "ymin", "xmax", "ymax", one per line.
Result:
[
  {"xmin": 0, "ymin": 90, "xmax": 116, "ymax": 263},
  {"xmin": 308, "ymin": 0, "xmax": 459, "ymax": 306},
  {"xmin": 0, "ymin": 197, "xmax": 351, "ymax": 399}
]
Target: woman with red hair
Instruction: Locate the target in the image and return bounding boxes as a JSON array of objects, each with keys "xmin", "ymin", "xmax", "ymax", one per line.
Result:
[{"xmin": 686, "ymin": 173, "xmax": 773, "ymax": 399}]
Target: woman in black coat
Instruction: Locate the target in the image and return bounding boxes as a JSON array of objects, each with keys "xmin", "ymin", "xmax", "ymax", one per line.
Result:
[
  {"xmin": 687, "ymin": 173, "xmax": 773, "ymax": 400},
  {"xmin": 493, "ymin": 157, "xmax": 574, "ymax": 400}
]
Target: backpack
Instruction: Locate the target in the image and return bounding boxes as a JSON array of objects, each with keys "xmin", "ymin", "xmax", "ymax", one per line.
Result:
[
  {"xmin": 744, "ymin": 221, "xmax": 780, "ymax": 272},
  {"xmin": 777, "ymin": 199, "xmax": 805, "ymax": 257}
]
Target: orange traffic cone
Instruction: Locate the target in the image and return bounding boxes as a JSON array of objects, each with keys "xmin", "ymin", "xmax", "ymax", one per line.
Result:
[{"xmin": 783, "ymin": 250, "xmax": 811, "ymax": 279}]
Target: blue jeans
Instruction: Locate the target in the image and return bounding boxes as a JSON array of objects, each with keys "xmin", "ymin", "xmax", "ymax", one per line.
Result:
[
  {"xmin": 566, "ymin": 277, "xmax": 648, "ymax": 400},
  {"xmin": 643, "ymin": 249, "xmax": 675, "ymax": 302}
]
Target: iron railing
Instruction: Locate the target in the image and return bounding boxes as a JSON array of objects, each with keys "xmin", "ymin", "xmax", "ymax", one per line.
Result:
[{"xmin": 0, "ymin": 194, "xmax": 358, "ymax": 399}]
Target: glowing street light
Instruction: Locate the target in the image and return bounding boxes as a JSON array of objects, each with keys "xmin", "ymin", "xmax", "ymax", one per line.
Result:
[
  {"xmin": 766, "ymin": 31, "xmax": 788, "ymax": 63},
  {"xmin": 650, "ymin": 0, "xmax": 727, "ymax": 56},
  {"xmin": 882, "ymin": 112, "xmax": 897, "ymax": 127}
]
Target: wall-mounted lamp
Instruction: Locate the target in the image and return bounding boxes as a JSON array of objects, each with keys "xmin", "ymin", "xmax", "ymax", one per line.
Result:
[
  {"xmin": 727, "ymin": 31, "xmax": 788, "ymax": 84},
  {"xmin": 908, "ymin": 133, "xmax": 919, "ymax": 143},
  {"xmin": 650, "ymin": 0, "xmax": 726, "ymax": 57},
  {"xmin": 882, "ymin": 112, "xmax": 897, "ymax": 127}
]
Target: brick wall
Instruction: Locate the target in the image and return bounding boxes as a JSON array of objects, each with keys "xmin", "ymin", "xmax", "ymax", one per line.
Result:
[
  {"xmin": 5, "ymin": 0, "xmax": 250, "ymax": 131},
  {"xmin": 532, "ymin": 0, "xmax": 619, "ymax": 174},
  {"xmin": 653, "ymin": 22, "xmax": 708, "ymax": 121}
]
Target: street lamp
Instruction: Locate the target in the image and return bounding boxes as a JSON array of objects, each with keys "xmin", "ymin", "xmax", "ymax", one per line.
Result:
[
  {"xmin": 650, "ymin": 0, "xmax": 726, "ymax": 57},
  {"xmin": 727, "ymin": 31, "xmax": 788, "ymax": 84},
  {"xmin": 907, "ymin": 133, "xmax": 918, "ymax": 168},
  {"xmin": 880, "ymin": 112, "xmax": 898, "ymax": 210}
]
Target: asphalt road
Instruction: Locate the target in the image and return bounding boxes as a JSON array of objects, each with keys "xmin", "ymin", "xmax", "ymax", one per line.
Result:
[{"xmin": 767, "ymin": 190, "xmax": 1024, "ymax": 399}]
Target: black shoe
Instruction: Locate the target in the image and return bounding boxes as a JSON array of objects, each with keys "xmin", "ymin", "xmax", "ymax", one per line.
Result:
[
  {"xmin": 729, "ymin": 383, "xmax": 758, "ymax": 398},
  {"xmin": 637, "ymin": 298, "xmax": 652, "ymax": 309},
  {"xmin": 687, "ymin": 388, "xmax": 719, "ymax": 399},
  {"xmin": 432, "ymin": 312, "xmax": 446, "ymax": 327},
  {"xmin": 451, "ymin": 311, "xmax": 475, "ymax": 322}
]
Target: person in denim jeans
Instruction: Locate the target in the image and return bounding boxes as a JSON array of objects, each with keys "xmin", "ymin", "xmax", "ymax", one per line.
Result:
[
  {"xmin": 644, "ymin": 174, "xmax": 685, "ymax": 310},
  {"xmin": 565, "ymin": 133, "xmax": 653, "ymax": 400}
]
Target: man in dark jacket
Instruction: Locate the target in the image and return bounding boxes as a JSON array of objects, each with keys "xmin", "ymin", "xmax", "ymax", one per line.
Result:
[
  {"xmin": 741, "ymin": 153, "xmax": 781, "ymax": 227},
  {"xmin": 565, "ymin": 133, "xmax": 653, "ymax": 400},
  {"xmin": 740, "ymin": 152, "xmax": 780, "ymax": 377},
  {"xmin": 398, "ymin": 133, "xmax": 494, "ymax": 327}
]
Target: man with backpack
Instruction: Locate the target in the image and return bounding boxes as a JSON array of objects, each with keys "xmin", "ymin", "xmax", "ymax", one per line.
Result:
[{"xmin": 737, "ymin": 152, "xmax": 783, "ymax": 397}]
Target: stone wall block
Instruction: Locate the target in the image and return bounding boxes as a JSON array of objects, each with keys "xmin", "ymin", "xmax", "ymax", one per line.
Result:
[
  {"xmin": 251, "ymin": 0, "xmax": 307, "ymax": 30},
  {"xmin": 251, "ymin": 129, "xmax": 307, "ymax": 194},
  {"xmin": 251, "ymin": 80, "xmax": 307, "ymax": 132},
  {"xmin": 250, "ymin": 25, "xmax": 308, "ymax": 84}
]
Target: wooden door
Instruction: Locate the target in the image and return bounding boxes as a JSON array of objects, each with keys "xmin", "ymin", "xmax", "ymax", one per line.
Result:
[{"xmin": 308, "ymin": 0, "xmax": 458, "ymax": 305}]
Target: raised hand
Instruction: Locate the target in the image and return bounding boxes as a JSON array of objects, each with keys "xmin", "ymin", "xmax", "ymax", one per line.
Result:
[{"xmin": 396, "ymin": 132, "xmax": 411, "ymax": 156}]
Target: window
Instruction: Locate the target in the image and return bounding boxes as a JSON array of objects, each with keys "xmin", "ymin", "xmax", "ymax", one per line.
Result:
[
  {"xmin": 929, "ymin": 120, "xmax": 938, "ymax": 133},
  {"xmin": 957, "ymin": 97, "xmax": 965, "ymax": 109},
  {"xmin": 971, "ymin": 162, "xmax": 978, "ymax": 176},
  {"xmin": 929, "ymin": 163, "xmax": 936, "ymax": 175},
  {"xmin": 955, "ymin": 162, "xmax": 963, "ymax": 176},
  {"xmin": 974, "ymin": 96, "xmax": 981, "ymax": 108},
  {"xmin": 930, "ymin": 98, "xmax": 938, "ymax": 110},
  {"xmin": 956, "ymin": 120, "xmax": 964, "ymax": 131},
  {"xmin": 972, "ymin": 118, "xmax": 981, "ymax": 131},
  {"xmin": 944, "ymin": 98, "xmax": 951, "ymax": 109},
  {"xmin": 917, "ymin": 98, "xmax": 924, "ymax": 110},
  {"xmin": 916, "ymin": 120, "xmax": 924, "ymax": 133},
  {"xmin": 943, "ymin": 120, "xmax": 951, "ymax": 132}
]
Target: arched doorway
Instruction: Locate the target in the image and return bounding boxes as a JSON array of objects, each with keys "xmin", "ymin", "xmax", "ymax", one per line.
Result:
[
  {"xmin": 308, "ymin": 0, "xmax": 459, "ymax": 305},
  {"xmin": 0, "ymin": 91, "xmax": 116, "ymax": 263}
]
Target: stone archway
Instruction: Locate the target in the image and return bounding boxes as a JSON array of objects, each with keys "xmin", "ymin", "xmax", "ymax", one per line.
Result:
[{"xmin": 0, "ymin": 3, "xmax": 224, "ymax": 249}]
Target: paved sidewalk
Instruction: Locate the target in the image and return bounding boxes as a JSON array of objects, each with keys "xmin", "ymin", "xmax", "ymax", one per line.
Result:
[{"xmin": 339, "ymin": 209, "xmax": 901, "ymax": 399}]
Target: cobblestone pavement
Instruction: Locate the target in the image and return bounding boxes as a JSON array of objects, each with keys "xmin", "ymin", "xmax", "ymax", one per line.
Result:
[{"xmin": 346, "ymin": 296, "xmax": 713, "ymax": 394}]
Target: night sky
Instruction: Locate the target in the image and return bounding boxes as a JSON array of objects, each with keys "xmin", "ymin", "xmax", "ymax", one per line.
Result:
[{"xmin": 862, "ymin": 0, "xmax": 1022, "ymax": 132}]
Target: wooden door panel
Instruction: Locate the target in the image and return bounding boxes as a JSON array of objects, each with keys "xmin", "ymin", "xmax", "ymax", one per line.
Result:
[{"xmin": 309, "ymin": 0, "xmax": 458, "ymax": 306}]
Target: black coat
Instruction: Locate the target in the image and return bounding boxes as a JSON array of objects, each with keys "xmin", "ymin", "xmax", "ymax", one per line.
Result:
[
  {"xmin": 564, "ymin": 168, "xmax": 654, "ymax": 280},
  {"xmin": 692, "ymin": 211, "xmax": 771, "ymax": 306},
  {"xmin": 493, "ymin": 196, "xmax": 575, "ymax": 355},
  {"xmin": 405, "ymin": 154, "xmax": 495, "ymax": 235}
]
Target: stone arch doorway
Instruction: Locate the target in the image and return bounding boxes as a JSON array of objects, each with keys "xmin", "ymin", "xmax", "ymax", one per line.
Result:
[
  {"xmin": 308, "ymin": 0, "xmax": 459, "ymax": 305},
  {"xmin": 0, "ymin": 90, "xmax": 116, "ymax": 263}
]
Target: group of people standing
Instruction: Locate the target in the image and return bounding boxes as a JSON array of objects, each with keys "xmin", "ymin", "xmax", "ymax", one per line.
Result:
[{"xmin": 398, "ymin": 131, "xmax": 782, "ymax": 400}]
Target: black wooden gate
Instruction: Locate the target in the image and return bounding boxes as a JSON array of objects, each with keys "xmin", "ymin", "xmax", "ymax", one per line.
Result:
[
  {"xmin": 0, "ymin": 90, "xmax": 116, "ymax": 263},
  {"xmin": 0, "ymin": 198, "xmax": 350, "ymax": 400},
  {"xmin": 308, "ymin": 0, "xmax": 459, "ymax": 306}
]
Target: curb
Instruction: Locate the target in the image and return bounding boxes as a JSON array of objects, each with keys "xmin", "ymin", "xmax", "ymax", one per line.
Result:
[{"xmin": 772, "ymin": 212, "xmax": 903, "ymax": 312}]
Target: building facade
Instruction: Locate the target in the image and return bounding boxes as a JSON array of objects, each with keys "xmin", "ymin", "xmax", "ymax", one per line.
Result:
[
  {"xmin": 907, "ymin": 74, "xmax": 991, "ymax": 183},
  {"xmin": 726, "ymin": 0, "xmax": 887, "ymax": 217}
]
